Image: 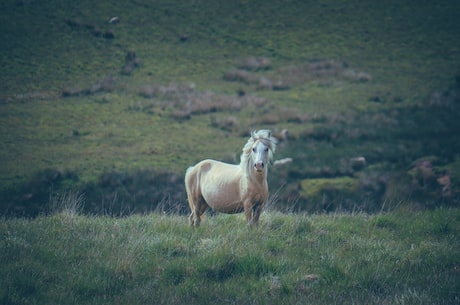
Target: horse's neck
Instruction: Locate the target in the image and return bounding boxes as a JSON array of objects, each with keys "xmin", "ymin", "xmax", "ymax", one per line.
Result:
[{"xmin": 252, "ymin": 171, "xmax": 268, "ymax": 187}]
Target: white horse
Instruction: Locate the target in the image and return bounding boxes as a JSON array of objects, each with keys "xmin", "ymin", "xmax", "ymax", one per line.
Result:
[{"xmin": 185, "ymin": 130, "xmax": 277, "ymax": 226}]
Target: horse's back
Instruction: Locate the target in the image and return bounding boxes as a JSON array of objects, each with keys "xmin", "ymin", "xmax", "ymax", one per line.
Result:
[
  {"xmin": 185, "ymin": 159, "xmax": 243, "ymax": 211},
  {"xmin": 199, "ymin": 159, "xmax": 241, "ymax": 181},
  {"xmin": 185, "ymin": 159, "xmax": 229, "ymax": 189},
  {"xmin": 189, "ymin": 159, "xmax": 237, "ymax": 175}
]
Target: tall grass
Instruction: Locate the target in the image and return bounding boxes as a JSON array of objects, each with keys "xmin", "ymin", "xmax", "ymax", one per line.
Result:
[{"xmin": 1, "ymin": 196, "xmax": 458, "ymax": 305}]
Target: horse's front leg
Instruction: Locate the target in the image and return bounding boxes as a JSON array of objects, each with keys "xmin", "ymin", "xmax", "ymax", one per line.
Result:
[
  {"xmin": 244, "ymin": 200, "xmax": 263, "ymax": 226},
  {"xmin": 243, "ymin": 200, "xmax": 254, "ymax": 225},
  {"xmin": 251, "ymin": 202, "xmax": 265, "ymax": 226}
]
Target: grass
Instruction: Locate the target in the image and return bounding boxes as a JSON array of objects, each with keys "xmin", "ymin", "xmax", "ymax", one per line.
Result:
[
  {"xmin": 1, "ymin": 197, "xmax": 459, "ymax": 304},
  {"xmin": 1, "ymin": 1, "xmax": 458, "ymax": 302}
]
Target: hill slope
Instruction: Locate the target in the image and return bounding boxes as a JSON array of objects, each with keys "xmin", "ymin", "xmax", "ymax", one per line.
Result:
[{"xmin": 1, "ymin": 0, "xmax": 459, "ymax": 214}]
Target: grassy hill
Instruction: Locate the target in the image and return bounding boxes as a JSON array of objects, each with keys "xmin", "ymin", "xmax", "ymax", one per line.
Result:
[
  {"xmin": 1, "ymin": 204, "xmax": 458, "ymax": 304},
  {"xmin": 1, "ymin": 2, "xmax": 459, "ymax": 303},
  {"xmin": 1, "ymin": 0, "xmax": 460, "ymax": 215}
]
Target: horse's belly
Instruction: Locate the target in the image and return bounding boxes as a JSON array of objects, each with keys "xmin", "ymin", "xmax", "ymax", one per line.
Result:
[
  {"xmin": 201, "ymin": 183, "xmax": 244, "ymax": 214},
  {"xmin": 213, "ymin": 204, "xmax": 244, "ymax": 214}
]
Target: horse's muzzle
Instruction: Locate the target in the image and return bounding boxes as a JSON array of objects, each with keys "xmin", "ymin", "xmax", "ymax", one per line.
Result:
[{"xmin": 254, "ymin": 162, "xmax": 265, "ymax": 171}]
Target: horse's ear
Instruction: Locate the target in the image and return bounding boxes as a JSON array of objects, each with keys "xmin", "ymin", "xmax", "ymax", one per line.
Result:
[{"xmin": 251, "ymin": 130, "xmax": 256, "ymax": 140}]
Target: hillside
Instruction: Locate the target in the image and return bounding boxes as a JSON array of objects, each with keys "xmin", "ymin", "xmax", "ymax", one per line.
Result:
[{"xmin": 0, "ymin": 0, "xmax": 459, "ymax": 215}]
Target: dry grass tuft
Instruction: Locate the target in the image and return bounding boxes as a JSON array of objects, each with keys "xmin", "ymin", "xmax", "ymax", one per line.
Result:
[
  {"xmin": 236, "ymin": 56, "xmax": 271, "ymax": 71},
  {"xmin": 223, "ymin": 59, "xmax": 371, "ymax": 90},
  {"xmin": 137, "ymin": 82, "xmax": 268, "ymax": 119}
]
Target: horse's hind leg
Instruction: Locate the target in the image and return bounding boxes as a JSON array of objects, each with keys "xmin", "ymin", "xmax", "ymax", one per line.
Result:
[
  {"xmin": 186, "ymin": 184, "xmax": 206, "ymax": 227},
  {"xmin": 189, "ymin": 211, "xmax": 195, "ymax": 226},
  {"xmin": 187, "ymin": 194, "xmax": 201, "ymax": 227},
  {"xmin": 189, "ymin": 196, "xmax": 208, "ymax": 227}
]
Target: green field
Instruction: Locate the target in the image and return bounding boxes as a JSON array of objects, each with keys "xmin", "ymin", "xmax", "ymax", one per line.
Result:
[
  {"xmin": 1, "ymin": 2, "xmax": 460, "ymax": 302},
  {"xmin": 1, "ymin": 0, "xmax": 459, "ymax": 215},
  {"xmin": 1, "ymin": 204, "xmax": 458, "ymax": 304}
]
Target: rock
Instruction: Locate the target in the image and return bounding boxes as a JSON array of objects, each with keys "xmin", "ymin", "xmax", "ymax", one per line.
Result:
[{"xmin": 350, "ymin": 156, "xmax": 366, "ymax": 170}]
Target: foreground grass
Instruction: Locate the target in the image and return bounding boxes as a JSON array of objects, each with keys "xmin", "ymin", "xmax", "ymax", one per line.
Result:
[{"xmin": 1, "ymin": 208, "xmax": 458, "ymax": 305}]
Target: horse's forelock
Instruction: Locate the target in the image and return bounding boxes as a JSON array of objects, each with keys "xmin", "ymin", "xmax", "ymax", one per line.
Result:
[
  {"xmin": 243, "ymin": 130, "xmax": 277, "ymax": 155},
  {"xmin": 254, "ymin": 130, "xmax": 276, "ymax": 152}
]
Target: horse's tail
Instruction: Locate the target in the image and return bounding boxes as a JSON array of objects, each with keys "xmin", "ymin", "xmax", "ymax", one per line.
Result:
[
  {"xmin": 184, "ymin": 166, "xmax": 195, "ymax": 210},
  {"xmin": 184, "ymin": 166, "xmax": 195, "ymax": 186}
]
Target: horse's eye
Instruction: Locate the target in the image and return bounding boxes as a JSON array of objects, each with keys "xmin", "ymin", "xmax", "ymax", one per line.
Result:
[
  {"xmin": 252, "ymin": 147, "xmax": 256, "ymax": 152},
  {"xmin": 265, "ymin": 148, "xmax": 269, "ymax": 152}
]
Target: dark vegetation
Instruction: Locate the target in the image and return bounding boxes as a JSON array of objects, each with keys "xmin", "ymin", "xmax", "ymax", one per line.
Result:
[
  {"xmin": 0, "ymin": 0, "xmax": 460, "ymax": 216},
  {"xmin": 2, "ymin": 67, "xmax": 459, "ymax": 217}
]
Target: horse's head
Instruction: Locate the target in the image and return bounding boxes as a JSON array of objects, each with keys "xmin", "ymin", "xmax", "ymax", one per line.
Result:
[
  {"xmin": 244, "ymin": 130, "xmax": 277, "ymax": 173},
  {"xmin": 252, "ymin": 140, "xmax": 270, "ymax": 172}
]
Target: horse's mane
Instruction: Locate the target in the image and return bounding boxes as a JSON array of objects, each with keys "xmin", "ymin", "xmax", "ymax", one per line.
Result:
[{"xmin": 240, "ymin": 130, "xmax": 277, "ymax": 168}]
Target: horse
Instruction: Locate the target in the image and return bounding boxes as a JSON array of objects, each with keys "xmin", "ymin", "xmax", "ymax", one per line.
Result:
[{"xmin": 185, "ymin": 130, "xmax": 277, "ymax": 227}]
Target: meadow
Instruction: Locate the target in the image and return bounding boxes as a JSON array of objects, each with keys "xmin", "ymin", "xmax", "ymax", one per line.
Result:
[
  {"xmin": 1, "ymin": 0, "xmax": 460, "ymax": 215},
  {"xmin": 1, "ymin": 200, "xmax": 459, "ymax": 305},
  {"xmin": 1, "ymin": 1, "xmax": 459, "ymax": 303}
]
